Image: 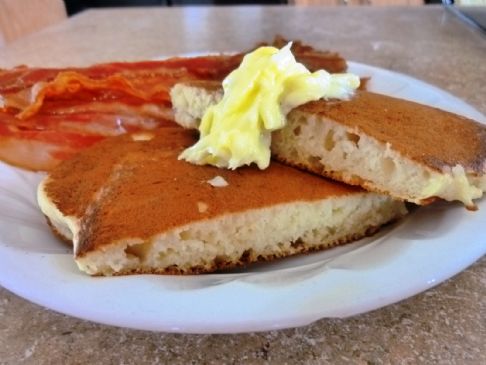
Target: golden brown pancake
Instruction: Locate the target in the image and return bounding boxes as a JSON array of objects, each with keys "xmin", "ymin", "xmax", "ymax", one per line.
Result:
[
  {"xmin": 170, "ymin": 84, "xmax": 486, "ymax": 208},
  {"xmin": 297, "ymin": 92, "xmax": 486, "ymax": 175},
  {"xmin": 38, "ymin": 128, "xmax": 406, "ymax": 276}
]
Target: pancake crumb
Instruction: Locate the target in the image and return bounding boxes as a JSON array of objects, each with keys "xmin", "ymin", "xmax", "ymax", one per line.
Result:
[{"xmin": 207, "ymin": 176, "xmax": 228, "ymax": 187}]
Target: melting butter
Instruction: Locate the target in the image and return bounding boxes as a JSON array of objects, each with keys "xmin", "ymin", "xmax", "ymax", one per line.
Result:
[{"xmin": 179, "ymin": 43, "xmax": 360, "ymax": 169}]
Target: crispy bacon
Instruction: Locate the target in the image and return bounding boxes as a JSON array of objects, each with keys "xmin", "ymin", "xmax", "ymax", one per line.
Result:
[
  {"xmin": 1, "ymin": 55, "xmax": 242, "ymax": 113},
  {"xmin": 0, "ymin": 55, "xmax": 244, "ymax": 171},
  {"xmin": 0, "ymin": 38, "xmax": 347, "ymax": 171}
]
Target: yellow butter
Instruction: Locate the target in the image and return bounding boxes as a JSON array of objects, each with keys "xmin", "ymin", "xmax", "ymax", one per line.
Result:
[
  {"xmin": 179, "ymin": 43, "xmax": 360, "ymax": 169},
  {"xmin": 420, "ymin": 165, "xmax": 484, "ymax": 207}
]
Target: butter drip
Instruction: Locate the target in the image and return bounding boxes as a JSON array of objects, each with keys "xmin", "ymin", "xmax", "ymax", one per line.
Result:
[{"xmin": 179, "ymin": 43, "xmax": 360, "ymax": 169}]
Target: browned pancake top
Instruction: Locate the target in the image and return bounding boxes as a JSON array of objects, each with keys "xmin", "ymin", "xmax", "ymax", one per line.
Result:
[
  {"xmin": 44, "ymin": 128, "xmax": 362, "ymax": 256},
  {"xmin": 298, "ymin": 91, "xmax": 486, "ymax": 174}
]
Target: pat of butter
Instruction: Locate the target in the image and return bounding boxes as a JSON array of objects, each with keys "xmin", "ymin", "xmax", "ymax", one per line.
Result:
[
  {"xmin": 420, "ymin": 165, "xmax": 484, "ymax": 208},
  {"xmin": 179, "ymin": 42, "xmax": 360, "ymax": 169}
]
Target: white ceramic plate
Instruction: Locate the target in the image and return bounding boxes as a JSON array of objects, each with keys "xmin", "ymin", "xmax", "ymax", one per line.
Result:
[{"xmin": 0, "ymin": 62, "xmax": 485, "ymax": 334}]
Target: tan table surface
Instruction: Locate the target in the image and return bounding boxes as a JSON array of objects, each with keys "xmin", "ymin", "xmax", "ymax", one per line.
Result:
[{"xmin": 0, "ymin": 5, "xmax": 485, "ymax": 364}]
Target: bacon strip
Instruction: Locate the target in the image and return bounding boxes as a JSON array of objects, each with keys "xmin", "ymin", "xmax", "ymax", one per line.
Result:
[
  {"xmin": 18, "ymin": 72, "xmax": 164, "ymax": 119},
  {"xmin": 1, "ymin": 55, "xmax": 242, "ymax": 114}
]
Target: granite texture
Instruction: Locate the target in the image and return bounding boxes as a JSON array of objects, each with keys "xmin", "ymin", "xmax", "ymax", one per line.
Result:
[
  {"xmin": 0, "ymin": 260, "xmax": 484, "ymax": 365},
  {"xmin": 0, "ymin": 5, "xmax": 485, "ymax": 364}
]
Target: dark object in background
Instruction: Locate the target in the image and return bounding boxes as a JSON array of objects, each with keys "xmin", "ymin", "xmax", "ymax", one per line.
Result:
[
  {"xmin": 65, "ymin": 0, "xmax": 288, "ymax": 16},
  {"xmin": 65, "ymin": 1, "xmax": 168, "ymax": 15},
  {"xmin": 172, "ymin": 0, "xmax": 288, "ymax": 4}
]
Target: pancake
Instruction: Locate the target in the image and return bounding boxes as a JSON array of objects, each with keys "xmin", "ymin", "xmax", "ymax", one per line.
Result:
[
  {"xmin": 37, "ymin": 128, "xmax": 406, "ymax": 276},
  {"xmin": 170, "ymin": 84, "xmax": 486, "ymax": 209}
]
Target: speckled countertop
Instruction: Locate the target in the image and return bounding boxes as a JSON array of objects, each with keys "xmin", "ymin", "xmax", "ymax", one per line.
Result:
[{"xmin": 0, "ymin": 5, "xmax": 485, "ymax": 364}]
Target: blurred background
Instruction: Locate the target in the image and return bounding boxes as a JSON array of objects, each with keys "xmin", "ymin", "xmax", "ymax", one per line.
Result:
[{"xmin": 0, "ymin": 0, "xmax": 484, "ymax": 46}]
